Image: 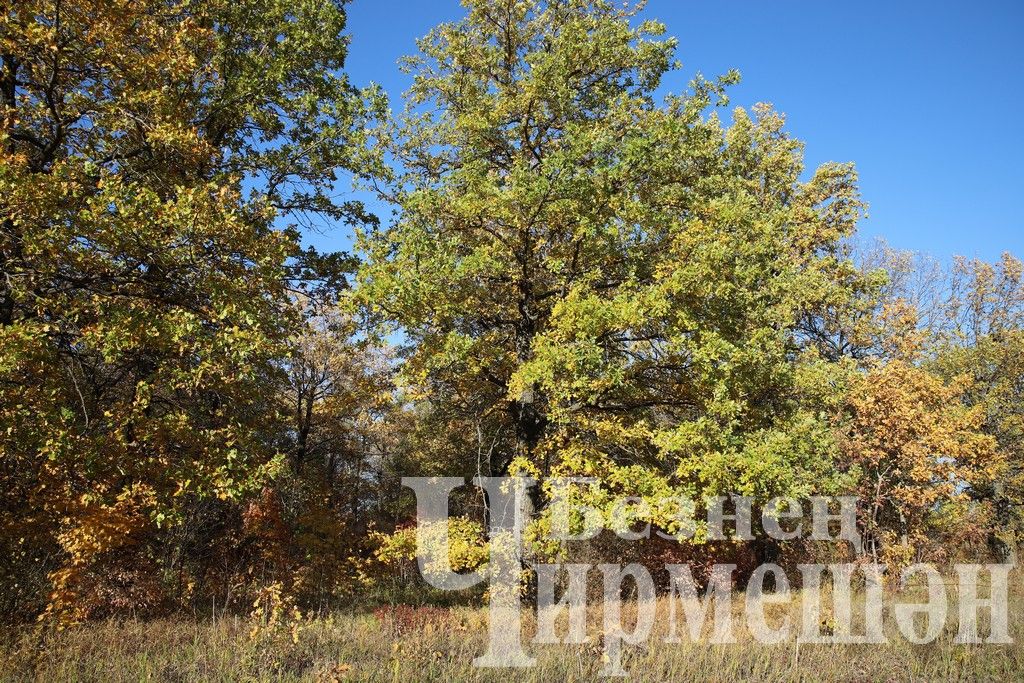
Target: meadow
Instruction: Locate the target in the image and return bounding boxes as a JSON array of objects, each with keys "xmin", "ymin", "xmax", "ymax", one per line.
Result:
[{"xmin": 3, "ymin": 574, "xmax": 1021, "ymax": 682}]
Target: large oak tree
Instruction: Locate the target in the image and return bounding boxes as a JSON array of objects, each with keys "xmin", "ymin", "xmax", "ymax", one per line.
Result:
[{"xmin": 358, "ymin": 0, "xmax": 868, "ymax": 530}]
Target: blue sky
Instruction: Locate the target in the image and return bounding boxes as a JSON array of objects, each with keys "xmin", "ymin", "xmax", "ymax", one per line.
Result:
[{"xmin": 312, "ymin": 0, "xmax": 1024, "ymax": 263}]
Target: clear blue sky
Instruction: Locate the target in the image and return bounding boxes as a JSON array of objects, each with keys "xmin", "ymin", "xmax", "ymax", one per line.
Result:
[{"xmin": 310, "ymin": 0, "xmax": 1024, "ymax": 263}]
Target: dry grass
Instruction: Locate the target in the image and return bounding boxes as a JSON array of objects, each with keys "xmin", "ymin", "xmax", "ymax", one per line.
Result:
[{"xmin": 2, "ymin": 574, "xmax": 1022, "ymax": 682}]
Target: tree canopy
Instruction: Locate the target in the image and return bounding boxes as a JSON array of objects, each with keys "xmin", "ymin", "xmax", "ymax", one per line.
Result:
[
  {"xmin": 358, "ymin": 0, "xmax": 869, "ymax": 526},
  {"xmin": 0, "ymin": 0, "xmax": 1019, "ymax": 622}
]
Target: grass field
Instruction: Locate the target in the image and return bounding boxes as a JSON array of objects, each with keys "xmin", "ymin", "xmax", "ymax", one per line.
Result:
[{"xmin": 3, "ymin": 574, "xmax": 1022, "ymax": 682}]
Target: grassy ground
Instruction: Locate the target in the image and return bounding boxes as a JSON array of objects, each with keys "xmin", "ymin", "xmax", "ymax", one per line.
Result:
[{"xmin": 2, "ymin": 576, "xmax": 1022, "ymax": 682}]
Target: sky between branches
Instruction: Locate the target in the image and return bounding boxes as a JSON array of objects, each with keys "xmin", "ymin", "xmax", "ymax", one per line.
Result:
[{"xmin": 306, "ymin": 0, "xmax": 1024, "ymax": 264}]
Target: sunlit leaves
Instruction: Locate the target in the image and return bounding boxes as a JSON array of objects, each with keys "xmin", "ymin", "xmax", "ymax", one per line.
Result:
[{"xmin": 357, "ymin": 0, "xmax": 869, "ymax": 527}]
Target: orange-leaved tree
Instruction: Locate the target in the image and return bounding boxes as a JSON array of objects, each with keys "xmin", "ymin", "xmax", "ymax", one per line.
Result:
[{"xmin": 840, "ymin": 358, "xmax": 1002, "ymax": 570}]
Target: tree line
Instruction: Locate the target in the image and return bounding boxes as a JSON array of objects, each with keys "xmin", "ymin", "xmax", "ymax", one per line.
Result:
[{"xmin": 2, "ymin": 0, "xmax": 1021, "ymax": 623}]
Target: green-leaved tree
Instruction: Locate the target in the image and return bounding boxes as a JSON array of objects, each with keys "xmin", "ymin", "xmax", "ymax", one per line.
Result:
[{"xmin": 358, "ymin": 0, "xmax": 867, "ymax": 533}]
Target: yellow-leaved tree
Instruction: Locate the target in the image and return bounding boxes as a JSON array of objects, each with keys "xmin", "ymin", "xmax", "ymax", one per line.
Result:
[{"xmin": 0, "ymin": 0, "xmax": 379, "ymax": 621}]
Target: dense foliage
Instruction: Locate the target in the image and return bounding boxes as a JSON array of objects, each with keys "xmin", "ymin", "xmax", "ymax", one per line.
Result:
[{"xmin": 1, "ymin": 0, "xmax": 1020, "ymax": 623}]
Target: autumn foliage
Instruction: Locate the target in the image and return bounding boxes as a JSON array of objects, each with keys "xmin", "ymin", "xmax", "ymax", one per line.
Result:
[{"xmin": 0, "ymin": 0, "xmax": 1019, "ymax": 624}]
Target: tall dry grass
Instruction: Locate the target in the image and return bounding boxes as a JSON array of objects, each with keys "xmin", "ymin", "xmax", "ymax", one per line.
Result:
[{"xmin": 2, "ymin": 572, "xmax": 1022, "ymax": 681}]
